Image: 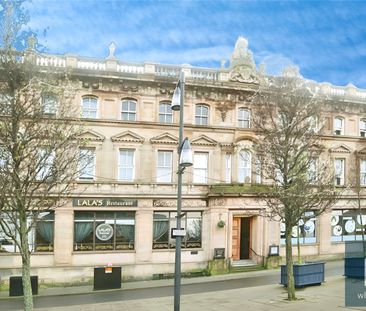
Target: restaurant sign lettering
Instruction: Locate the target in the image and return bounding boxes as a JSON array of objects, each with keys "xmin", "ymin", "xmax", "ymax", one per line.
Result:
[{"xmin": 73, "ymin": 198, "xmax": 137, "ymax": 207}]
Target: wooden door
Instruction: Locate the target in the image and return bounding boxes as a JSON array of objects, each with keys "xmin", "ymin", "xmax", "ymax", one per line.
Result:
[
  {"xmin": 232, "ymin": 217, "xmax": 241, "ymax": 260},
  {"xmin": 240, "ymin": 217, "xmax": 251, "ymax": 259}
]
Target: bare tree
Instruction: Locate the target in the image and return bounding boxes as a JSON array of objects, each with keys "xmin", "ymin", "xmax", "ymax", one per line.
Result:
[
  {"xmin": 252, "ymin": 76, "xmax": 337, "ymax": 300},
  {"xmin": 0, "ymin": 1, "xmax": 86, "ymax": 310},
  {"xmin": 347, "ymin": 153, "xmax": 366, "ymax": 256}
]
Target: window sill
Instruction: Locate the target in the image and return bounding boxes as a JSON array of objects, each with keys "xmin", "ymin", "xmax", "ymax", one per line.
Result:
[
  {"xmin": 152, "ymin": 248, "xmax": 203, "ymax": 252},
  {"xmin": 0, "ymin": 252, "xmax": 54, "ymax": 256},
  {"xmin": 72, "ymin": 250, "xmax": 136, "ymax": 254},
  {"xmin": 280, "ymin": 243, "xmax": 319, "ymax": 247}
]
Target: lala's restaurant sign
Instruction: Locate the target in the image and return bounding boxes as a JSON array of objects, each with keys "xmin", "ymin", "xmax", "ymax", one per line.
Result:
[
  {"xmin": 95, "ymin": 223, "xmax": 114, "ymax": 241},
  {"xmin": 73, "ymin": 198, "xmax": 137, "ymax": 207}
]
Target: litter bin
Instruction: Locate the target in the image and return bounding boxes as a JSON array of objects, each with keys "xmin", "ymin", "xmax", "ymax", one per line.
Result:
[
  {"xmin": 9, "ymin": 276, "xmax": 38, "ymax": 296},
  {"xmin": 93, "ymin": 266, "xmax": 121, "ymax": 290}
]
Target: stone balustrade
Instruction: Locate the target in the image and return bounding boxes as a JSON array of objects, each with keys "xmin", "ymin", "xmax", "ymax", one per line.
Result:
[{"xmin": 32, "ymin": 52, "xmax": 366, "ymax": 103}]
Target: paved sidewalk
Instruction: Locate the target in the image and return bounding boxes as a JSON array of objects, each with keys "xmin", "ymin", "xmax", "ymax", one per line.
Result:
[
  {"xmin": 34, "ymin": 276, "xmax": 350, "ymax": 311},
  {"xmin": 0, "ymin": 268, "xmax": 279, "ymax": 298}
]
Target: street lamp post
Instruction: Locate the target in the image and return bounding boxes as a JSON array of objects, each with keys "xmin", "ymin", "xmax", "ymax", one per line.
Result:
[{"xmin": 171, "ymin": 71, "xmax": 193, "ymax": 311}]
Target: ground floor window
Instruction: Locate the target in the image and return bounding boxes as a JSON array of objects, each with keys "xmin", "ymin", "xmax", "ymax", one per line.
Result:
[
  {"xmin": 74, "ymin": 211, "xmax": 135, "ymax": 251},
  {"xmin": 153, "ymin": 211, "xmax": 202, "ymax": 249},
  {"xmin": 331, "ymin": 210, "xmax": 366, "ymax": 242},
  {"xmin": 0, "ymin": 212, "xmax": 54, "ymax": 253},
  {"xmin": 280, "ymin": 211, "xmax": 316, "ymax": 245}
]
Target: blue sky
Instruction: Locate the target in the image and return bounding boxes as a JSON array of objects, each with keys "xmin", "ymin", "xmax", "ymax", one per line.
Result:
[{"xmin": 25, "ymin": 0, "xmax": 366, "ymax": 88}]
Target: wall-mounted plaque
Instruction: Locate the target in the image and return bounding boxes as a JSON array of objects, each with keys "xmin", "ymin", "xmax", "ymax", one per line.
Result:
[{"xmin": 214, "ymin": 248, "xmax": 225, "ymax": 259}]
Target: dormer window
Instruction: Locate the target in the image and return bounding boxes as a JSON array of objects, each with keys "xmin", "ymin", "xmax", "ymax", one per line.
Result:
[
  {"xmin": 334, "ymin": 117, "xmax": 344, "ymax": 135},
  {"xmin": 360, "ymin": 119, "xmax": 366, "ymax": 137}
]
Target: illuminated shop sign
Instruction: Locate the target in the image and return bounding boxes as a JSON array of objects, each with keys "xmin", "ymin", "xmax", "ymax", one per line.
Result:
[{"xmin": 73, "ymin": 198, "xmax": 137, "ymax": 207}]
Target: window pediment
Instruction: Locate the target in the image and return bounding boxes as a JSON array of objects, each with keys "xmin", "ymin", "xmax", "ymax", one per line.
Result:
[
  {"xmin": 357, "ymin": 147, "xmax": 366, "ymax": 156},
  {"xmin": 150, "ymin": 133, "xmax": 178, "ymax": 145},
  {"xmin": 191, "ymin": 135, "xmax": 217, "ymax": 146},
  {"xmin": 77, "ymin": 130, "xmax": 105, "ymax": 142},
  {"xmin": 329, "ymin": 144, "xmax": 352, "ymax": 154},
  {"xmin": 111, "ymin": 131, "xmax": 144, "ymax": 143}
]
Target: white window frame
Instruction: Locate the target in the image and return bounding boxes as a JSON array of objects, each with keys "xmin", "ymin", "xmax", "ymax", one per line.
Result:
[
  {"xmin": 334, "ymin": 117, "xmax": 344, "ymax": 135},
  {"xmin": 156, "ymin": 150, "xmax": 173, "ymax": 183},
  {"xmin": 195, "ymin": 105, "xmax": 209, "ymax": 125},
  {"xmin": 225, "ymin": 154, "xmax": 232, "ymax": 184},
  {"xmin": 308, "ymin": 116, "xmax": 318, "ymax": 133},
  {"xmin": 0, "ymin": 146, "xmax": 10, "ymax": 170},
  {"xmin": 360, "ymin": 119, "xmax": 366, "ymax": 137},
  {"xmin": 193, "ymin": 152, "xmax": 208, "ymax": 184},
  {"xmin": 255, "ymin": 157, "xmax": 261, "ymax": 184},
  {"xmin": 238, "ymin": 150, "xmax": 251, "ymax": 183},
  {"xmin": 238, "ymin": 108, "xmax": 250, "ymax": 128},
  {"xmin": 79, "ymin": 148, "xmax": 96, "ymax": 180},
  {"xmin": 159, "ymin": 102, "xmax": 173, "ymax": 123},
  {"xmin": 118, "ymin": 149, "xmax": 135, "ymax": 181},
  {"xmin": 334, "ymin": 158, "xmax": 345, "ymax": 186},
  {"xmin": 81, "ymin": 96, "xmax": 98, "ymax": 119},
  {"xmin": 308, "ymin": 157, "xmax": 318, "ymax": 183},
  {"xmin": 37, "ymin": 148, "xmax": 55, "ymax": 181},
  {"xmin": 121, "ymin": 99, "xmax": 137, "ymax": 121},
  {"xmin": 360, "ymin": 159, "xmax": 366, "ymax": 186},
  {"xmin": 42, "ymin": 94, "xmax": 58, "ymax": 115}
]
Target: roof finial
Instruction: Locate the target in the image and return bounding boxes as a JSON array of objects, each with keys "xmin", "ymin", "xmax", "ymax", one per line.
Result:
[{"xmin": 107, "ymin": 42, "xmax": 117, "ymax": 59}]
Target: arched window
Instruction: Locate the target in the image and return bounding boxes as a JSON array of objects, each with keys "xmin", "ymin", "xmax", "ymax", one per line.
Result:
[
  {"xmin": 334, "ymin": 117, "xmax": 344, "ymax": 135},
  {"xmin": 159, "ymin": 102, "xmax": 173, "ymax": 123},
  {"xmin": 238, "ymin": 150, "xmax": 251, "ymax": 183},
  {"xmin": 360, "ymin": 119, "xmax": 366, "ymax": 137},
  {"xmin": 238, "ymin": 108, "xmax": 250, "ymax": 128},
  {"xmin": 121, "ymin": 99, "xmax": 137, "ymax": 121},
  {"xmin": 81, "ymin": 96, "xmax": 98, "ymax": 119},
  {"xmin": 195, "ymin": 104, "xmax": 209, "ymax": 125}
]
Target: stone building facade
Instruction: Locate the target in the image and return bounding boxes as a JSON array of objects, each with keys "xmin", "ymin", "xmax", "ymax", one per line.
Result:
[{"xmin": 1, "ymin": 37, "xmax": 366, "ymax": 284}]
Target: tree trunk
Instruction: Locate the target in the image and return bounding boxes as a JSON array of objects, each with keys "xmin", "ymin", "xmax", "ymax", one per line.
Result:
[
  {"xmin": 297, "ymin": 226, "xmax": 302, "ymax": 264},
  {"xmin": 20, "ymin": 214, "xmax": 34, "ymax": 311},
  {"xmin": 285, "ymin": 224, "xmax": 296, "ymax": 300}
]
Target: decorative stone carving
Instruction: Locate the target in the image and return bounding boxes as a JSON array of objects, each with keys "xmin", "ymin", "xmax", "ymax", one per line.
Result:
[
  {"xmin": 107, "ymin": 42, "xmax": 117, "ymax": 59},
  {"xmin": 229, "ymin": 37, "xmax": 259, "ymax": 84},
  {"xmin": 28, "ymin": 35, "xmax": 37, "ymax": 50},
  {"xmin": 282, "ymin": 65, "xmax": 302, "ymax": 78},
  {"xmin": 159, "ymin": 87, "xmax": 174, "ymax": 95},
  {"xmin": 329, "ymin": 144, "xmax": 352, "ymax": 154},
  {"xmin": 77, "ymin": 130, "xmax": 105, "ymax": 142},
  {"xmin": 150, "ymin": 133, "xmax": 178, "ymax": 145},
  {"xmin": 191, "ymin": 135, "xmax": 218, "ymax": 147},
  {"xmin": 210, "ymin": 199, "xmax": 226, "ymax": 207},
  {"xmin": 216, "ymin": 100, "xmax": 236, "ymax": 122},
  {"xmin": 220, "ymin": 143, "xmax": 234, "ymax": 152},
  {"xmin": 111, "ymin": 131, "xmax": 145, "ymax": 143},
  {"xmin": 120, "ymin": 83, "xmax": 139, "ymax": 93},
  {"xmin": 153, "ymin": 199, "xmax": 207, "ymax": 208},
  {"xmin": 234, "ymin": 140, "xmax": 254, "ymax": 153}
]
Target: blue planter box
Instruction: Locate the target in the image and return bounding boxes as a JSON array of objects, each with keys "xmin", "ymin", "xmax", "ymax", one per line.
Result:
[
  {"xmin": 344, "ymin": 257, "xmax": 365, "ymax": 279},
  {"xmin": 280, "ymin": 262, "xmax": 325, "ymax": 287}
]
